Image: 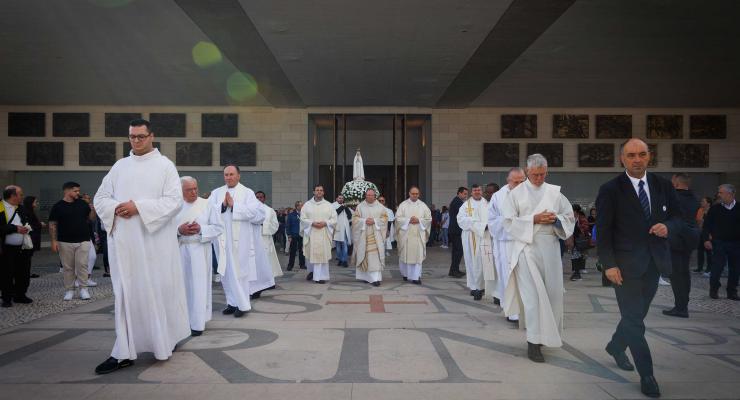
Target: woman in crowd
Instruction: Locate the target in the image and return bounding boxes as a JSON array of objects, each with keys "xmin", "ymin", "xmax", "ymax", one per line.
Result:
[{"xmin": 22, "ymin": 196, "xmax": 44, "ymax": 278}]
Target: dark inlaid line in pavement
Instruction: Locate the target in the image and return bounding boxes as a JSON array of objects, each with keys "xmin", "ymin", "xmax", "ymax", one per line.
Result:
[{"xmin": 0, "ymin": 330, "xmax": 87, "ymax": 368}]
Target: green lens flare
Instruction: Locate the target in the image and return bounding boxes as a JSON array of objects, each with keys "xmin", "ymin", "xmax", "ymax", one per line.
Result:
[
  {"xmin": 227, "ymin": 72, "xmax": 259, "ymax": 101},
  {"xmin": 192, "ymin": 42, "xmax": 222, "ymax": 68}
]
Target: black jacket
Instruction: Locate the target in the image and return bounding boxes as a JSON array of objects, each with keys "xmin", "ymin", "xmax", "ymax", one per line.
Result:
[
  {"xmin": 596, "ymin": 173, "xmax": 681, "ymax": 278},
  {"xmin": 668, "ymin": 189, "xmax": 700, "ymax": 252},
  {"xmin": 448, "ymin": 196, "xmax": 464, "ymax": 235}
]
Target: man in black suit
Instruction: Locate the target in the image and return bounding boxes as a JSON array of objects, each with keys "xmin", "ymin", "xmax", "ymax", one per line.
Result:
[
  {"xmin": 664, "ymin": 173, "xmax": 700, "ymax": 318},
  {"xmin": 447, "ymin": 187, "xmax": 468, "ymax": 278},
  {"xmin": 1, "ymin": 185, "xmax": 32, "ymax": 307},
  {"xmin": 596, "ymin": 139, "xmax": 681, "ymax": 398}
]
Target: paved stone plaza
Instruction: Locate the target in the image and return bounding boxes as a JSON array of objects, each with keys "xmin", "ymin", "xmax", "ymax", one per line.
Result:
[{"xmin": 0, "ymin": 248, "xmax": 738, "ymax": 400}]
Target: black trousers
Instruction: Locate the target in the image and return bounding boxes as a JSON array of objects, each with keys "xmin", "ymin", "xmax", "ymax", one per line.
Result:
[
  {"xmin": 606, "ymin": 261, "xmax": 659, "ymax": 378},
  {"xmin": 288, "ymin": 235, "xmax": 305, "ymax": 268},
  {"xmin": 571, "ymin": 256, "xmax": 585, "ymax": 272},
  {"xmin": 709, "ymin": 239, "xmax": 740, "ymax": 295},
  {"xmin": 670, "ymin": 249, "xmax": 692, "ymax": 311},
  {"xmin": 1, "ymin": 244, "xmax": 31, "ymax": 301},
  {"xmin": 696, "ymin": 242, "xmax": 712, "ymax": 271},
  {"xmin": 448, "ymin": 232, "xmax": 463, "ymax": 274}
]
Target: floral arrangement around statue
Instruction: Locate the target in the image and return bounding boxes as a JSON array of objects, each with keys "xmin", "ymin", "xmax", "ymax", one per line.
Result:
[
  {"xmin": 341, "ymin": 180, "xmax": 380, "ymax": 207},
  {"xmin": 340, "ymin": 150, "xmax": 380, "ymax": 207}
]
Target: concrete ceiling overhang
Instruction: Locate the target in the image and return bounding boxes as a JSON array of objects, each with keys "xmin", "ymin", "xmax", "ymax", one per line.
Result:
[{"xmin": 1, "ymin": 0, "xmax": 739, "ymax": 108}]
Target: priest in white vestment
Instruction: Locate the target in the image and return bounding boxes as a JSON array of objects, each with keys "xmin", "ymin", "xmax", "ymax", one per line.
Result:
[
  {"xmin": 332, "ymin": 195, "xmax": 352, "ymax": 267},
  {"xmin": 379, "ymin": 196, "xmax": 395, "ymax": 255},
  {"xmin": 352, "ymin": 188, "xmax": 388, "ymax": 286},
  {"xmin": 488, "ymin": 167, "xmax": 526, "ymax": 323},
  {"xmin": 458, "ymin": 184, "xmax": 495, "ymax": 301},
  {"xmin": 395, "ymin": 187, "xmax": 432, "ymax": 284},
  {"xmin": 300, "ymin": 185, "xmax": 337, "ymax": 283},
  {"xmin": 210, "ymin": 165, "xmax": 272, "ymax": 317},
  {"xmin": 256, "ymin": 191, "xmax": 283, "ymax": 279},
  {"xmin": 93, "ymin": 120, "xmax": 190, "ymax": 374},
  {"xmin": 177, "ymin": 177, "xmax": 223, "ymax": 336},
  {"xmin": 502, "ymin": 154, "xmax": 575, "ymax": 363}
]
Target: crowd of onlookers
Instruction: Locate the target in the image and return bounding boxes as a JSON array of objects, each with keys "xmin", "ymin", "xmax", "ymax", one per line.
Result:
[{"xmin": 1, "ymin": 173, "xmax": 737, "ymax": 308}]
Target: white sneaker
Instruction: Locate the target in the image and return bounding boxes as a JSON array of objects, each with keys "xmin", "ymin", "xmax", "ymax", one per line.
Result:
[
  {"xmin": 213, "ymin": 274, "xmax": 222, "ymax": 283},
  {"xmin": 80, "ymin": 288, "xmax": 91, "ymax": 300},
  {"xmin": 87, "ymin": 279, "xmax": 98, "ymax": 287},
  {"xmin": 659, "ymin": 277, "xmax": 671, "ymax": 286},
  {"xmin": 63, "ymin": 290, "xmax": 74, "ymax": 301}
]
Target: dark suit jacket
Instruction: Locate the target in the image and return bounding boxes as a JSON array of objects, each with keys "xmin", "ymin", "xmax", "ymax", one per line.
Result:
[
  {"xmin": 668, "ymin": 189, "xmax": 700, "ymax": 253},
  {"xmin": 448, "ymin": 196, "xmax": 464, "ymax": 235},
  {"xmin": 596, "ymin": 173, "xmax": 681, "ymax": 278}
]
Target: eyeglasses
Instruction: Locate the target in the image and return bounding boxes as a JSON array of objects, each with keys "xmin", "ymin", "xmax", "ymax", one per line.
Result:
[{"xmin": 129, "ymin": 133, "xmax": 152, "ymax": 142}]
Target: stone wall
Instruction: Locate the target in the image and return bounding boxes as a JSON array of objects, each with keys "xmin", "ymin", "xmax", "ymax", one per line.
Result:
[{"xmin": 2, "ymin": 106, "xmax": 738, "ymax": 209}]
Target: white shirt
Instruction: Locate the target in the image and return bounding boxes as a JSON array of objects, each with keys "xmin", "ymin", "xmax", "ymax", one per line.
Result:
[
  {"xmin": 3, "ymin": 200, "xmax": 23, "ymax": 246},
  {"xmin": 723, "ymin": 199, "xmax": 736, "ymax": 210},
  {"xmin": 626, "ymin": 171, "xmax": 650, "ymax": 205}
]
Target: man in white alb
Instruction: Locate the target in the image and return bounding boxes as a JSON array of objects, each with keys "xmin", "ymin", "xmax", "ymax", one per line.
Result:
[
  {"xmin": 352, "ymin": 188, "xmax": 388, "ymax": 286},
  {"xmin": 458, "ymin": 184, "xmax": 495, "ymax": 301},
  {"xmin": 210, "ymin": 165, "xmax": 271, "ymax": 317},
  {"xmin": 502, "ymin": 153, "xmax": 575, "ymax": 363},
  {"xmin": 332, "ymin": 195, "xmax": 352, "ymax": 267},
  {"xmin": 379, "ymin": 196, "xmax": 395, "ymax": 257},
  {"xmin": 395, "ymin": 186, "xmax": 432, "ymax": 284},
  {"xmin": 177, "ymin": 176, "xmax": 223, "ymax": 336},
  {"xmin": 488, "ymin": 167, "xmax": 526, "ymax": 323},
  {"xmin": 300, "ymin": 185, "xmax": 337, "ymax": 283},
  {"xmin": 93, "ymin": 119, "xmax": 190, "ymax": 374},
  {"xmin": 256, "ymin": 191, "xmax": 283, "ymax": 280}
]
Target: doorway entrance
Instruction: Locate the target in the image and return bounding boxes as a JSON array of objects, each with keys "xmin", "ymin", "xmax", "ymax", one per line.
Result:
[{"xmin": 308, "ymin": 114, "xmax": 431, "ymax": 209}]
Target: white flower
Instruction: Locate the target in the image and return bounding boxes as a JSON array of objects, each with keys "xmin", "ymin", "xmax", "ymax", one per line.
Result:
[{"xmin": 340, "ymin": 180, "xmax": 380, "ymax": 206}]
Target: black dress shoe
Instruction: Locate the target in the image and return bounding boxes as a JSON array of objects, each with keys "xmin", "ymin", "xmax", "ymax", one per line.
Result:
[
  {"xmin": 412, "ymin": 279, "xmax": 421, "ymax": 285},
  {"xmin": 493, "ymin": 297, "xmax": 501, "ymax": 306},
  {"xmin": 709, "ymin": 290, "xmax": 719, "ymax": 299},
  {"xmin": 250, "ymin": 292, "xmax": 261, "ymax": 300},
  {"xmin": 640, "ymin": 375, "xmax": 661, "ymax": 398},
  {"xmin": 234, "ymin": 309, "xmax": 247, "ymax": 318},
  {"xmin": 191, "ymin": 330, "xmax": 203, "ymax": 337},
  {"xmin": 372, "ymin": 281, "xmax": 381, "ymax": 287},
  {"xmin": 402, "ymin": 277, "xmax": 408, "ymax": 281},
  {"xmin": 456, "ymin": 272, "xmax": 466, "ymax": 278},
  {"xmin": 470, "ymin": 290, "xmax": 475, "ymax": 296},
  {"xmin": 287, "ymin": 265, "xmax": 294, "ymax": 271},
  {"xmin": 317, "ymin": 280, "xmax": 326, "ymax": 284},
  {"xmin": 95, "ymin": 357, "xmax": 134, "ymax": 375},
  {"xmin": 306, "ymin": 272, "xmax": 313, "ymax": 281},
  {"xmin": 473, "ymin": 290, "xmax": 483, "ymax": 301},
  {"xmin": 728, "ymin": 293, "xmax": 740, "ymax": 301},
  {"xmin": 662, "ymin": 308, "xmax": 689, "ymax": 318},
  {"xmin": 222, "ymin": 305, "xmax": 237, "ymax": 315},
  {"xmin": 506, "ymin": 317, "xmax": 519, "ymax": 324},
  {"xmin": 13, "ymin": 296, "xmax": 33, "ymax": 304},
  {"xmin": 1, "ymin": 300, "xmax": 12, "ymax": 308},
  {"xmin": 299, "ymin": 265, "xmax": 307, "ymax": 270},
  {"xmin": 30, "ymin": 273, "xmax": 40, "ymax": 278},
  {"xmin": 606, "ymin": 347, "xmax": 635, "ymax": 371},
  {"xmin": 527, "ymin": 342, "xmax": 545, "ymax": 363}
]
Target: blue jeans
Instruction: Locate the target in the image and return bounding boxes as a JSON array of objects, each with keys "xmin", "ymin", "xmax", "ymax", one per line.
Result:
[
  {"xmin": 441, "ymin": 228, "xmax": 449, "ymax": 247},
  {"xmin": 335, "ymin": 240, "xmax": 348, "ymax": 262}
]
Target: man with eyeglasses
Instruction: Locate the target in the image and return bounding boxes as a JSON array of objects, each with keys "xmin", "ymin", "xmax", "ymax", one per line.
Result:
[{"xmin": 93, "ymin": 119, "xmax": 190, "ymax": 374}]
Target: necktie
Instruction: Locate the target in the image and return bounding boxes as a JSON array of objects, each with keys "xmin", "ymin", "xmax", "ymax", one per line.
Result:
[{"xmin": 638, "ymin": 180, "xmax": 651, "ymax": 220}]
